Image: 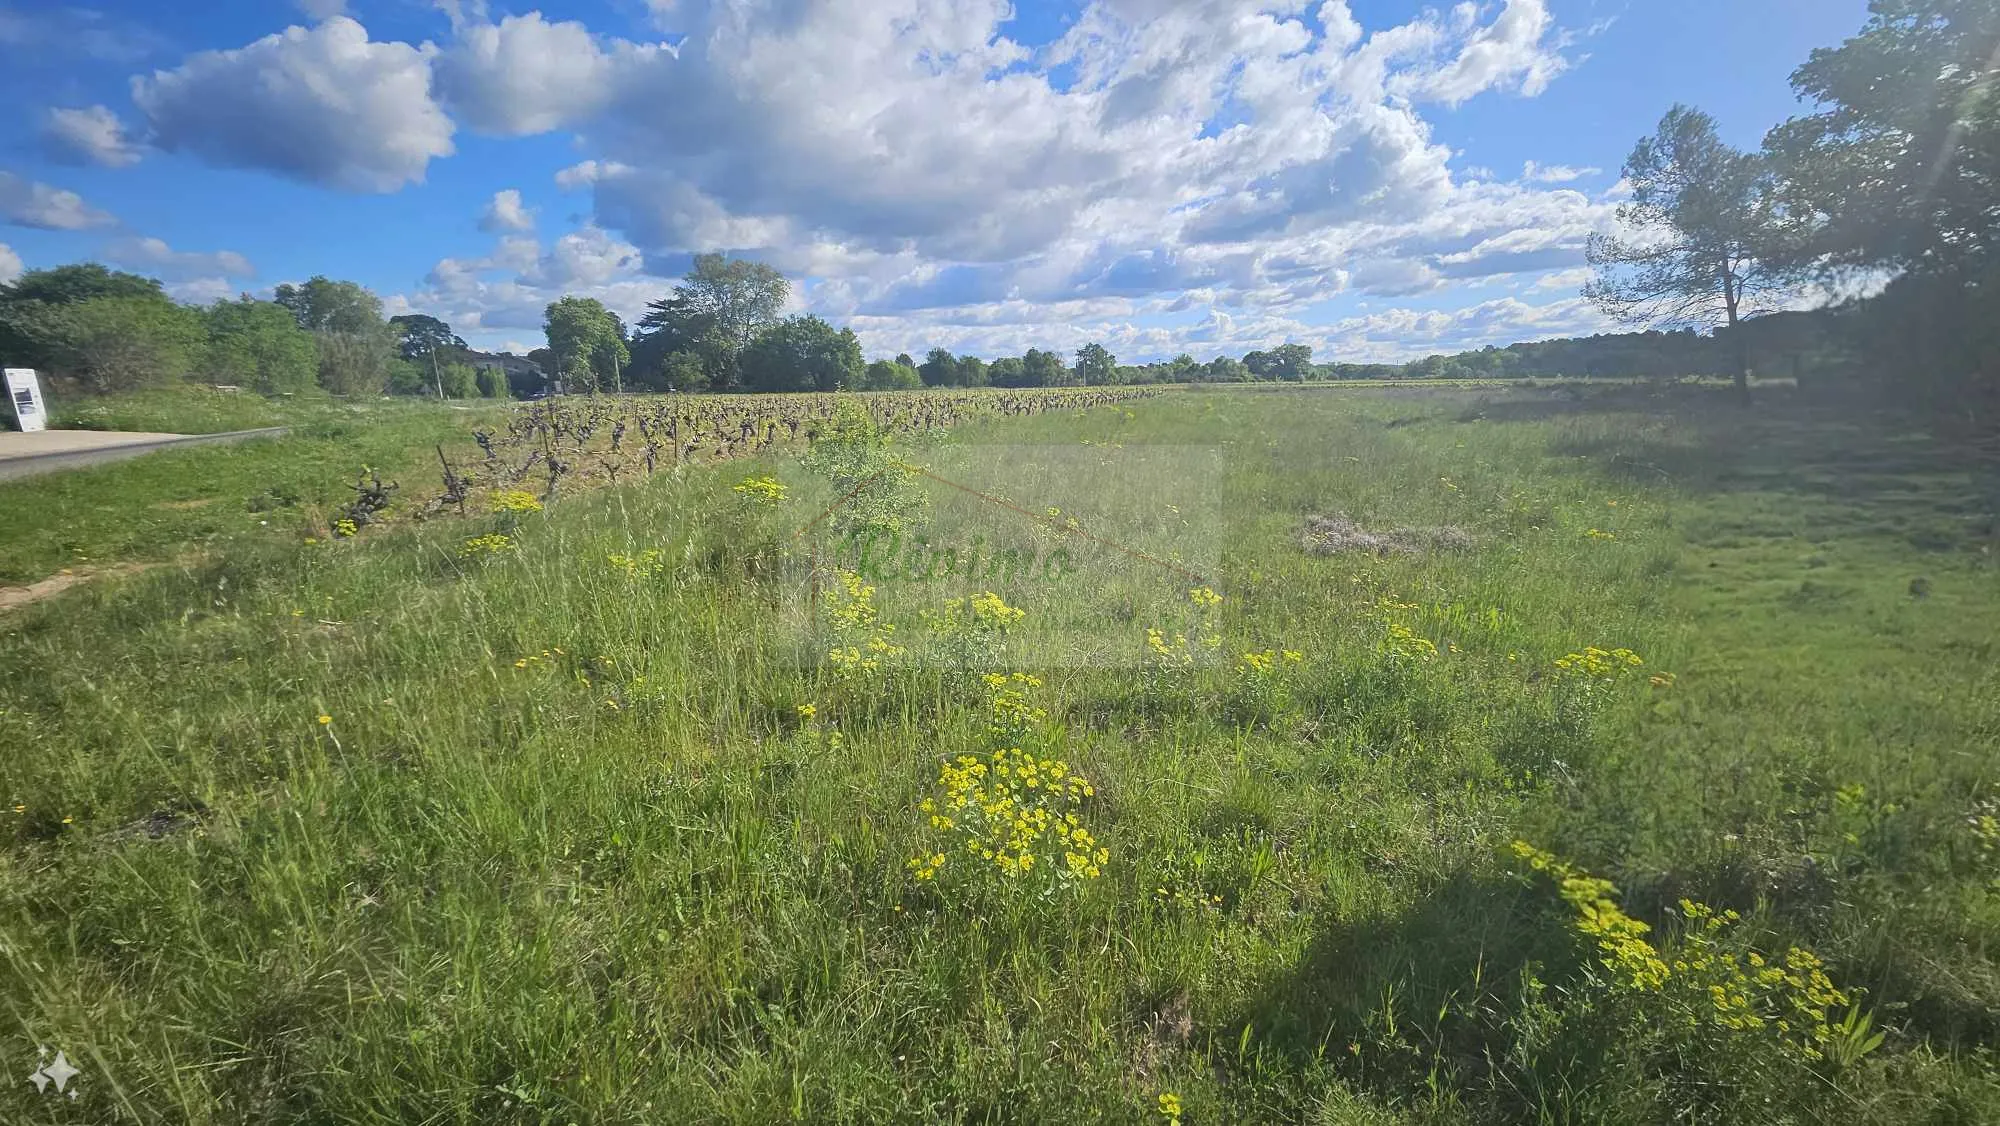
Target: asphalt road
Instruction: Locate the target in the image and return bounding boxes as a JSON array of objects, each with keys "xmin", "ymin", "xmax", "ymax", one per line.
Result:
[{"xmin": 0, "ymin": 427, "xmax": 290, "ymax": 481}]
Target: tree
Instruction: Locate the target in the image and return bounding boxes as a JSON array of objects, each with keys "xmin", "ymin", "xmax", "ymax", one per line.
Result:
[
  {"xmin": 0, "ymin": 264, "xmax": 168, "ymax": 370},
  {"xmin": 2, "ymin": 263, "xmax": 162, "ymax": 306},
  {"xmin": 204, "ymin": 298, "xmax": 316, "ymax": 395},
  {"xmin": 1762, "ymin": 0, "xmax": 2000, "ymax": 404},
  {"xmin": 1585, "ymin": 106, "xmax": 1804, "ymax": 401},
  {"xmin": 1269, "ymin": 343, "xmax": 1314, "ymax": 381},
  {"xmin": 919, "ymin": 347, "xmax": 957, "ymax": 387},
  {"xmin": 271, "ymin": 277, "xmax": 395, "ymax": 396},
  {"xmin": 1204, "ymin": 355, "xmax": 1249, "ymax": 382},
  {"xmin": 315, "ymin": 329, "xmax": 394, "ymax": 396},
  {"xmin": 1765, "ymin": 0, "xmax": 2000, "ymax": 279},
  {"xmin": 955, "ymin": 354, "xmax": 989, "ymax": 387},
  {"xmin": 476, "ymin": 366, "xmax": 508, "ymax": 398},
  {"xmin": 740, "ymin": 315, "xmax": 864, "ymax": 392},
  {"xmin": 1074, "ymin": 342, "xmax": 1116, "ymax": 385},
  {"xmin": 544, "ymin": 296, "xmax": 625, "ymax": 393},
  {"xmin": 635, "ymin": 254, "xmax": 788, "ymax": 389},
  {"xmin": 894, "ymin": 352, "xmax": 916, "ymax": 370},
  {"xmin": 274, "ymin": 277, "xmax": 385, "ymax": 334},
  {"xmin": 389, "ymin": 314, "xmax": 466, "ymax": 361},
  {"xmin": 438, "ymin": 362, "xmax": 479, "ymax": 399},
  {"xmin": 860, "ymin": 358, "xmax": 923, "ymax": 390},
  {"xmin": 987, "ymin": 356, "xmax": 1028, "ymax": 386},
  {"xmin": 21, "ymin": 297, "xmax": 204, "ymax": 392},
  {"xmin": 1022, "ymin": 347, "xmax": 1067, "ymax": 387},
  {"xmin": 386, "ymin": 358, "xmax": 431, "ymax": 396}
]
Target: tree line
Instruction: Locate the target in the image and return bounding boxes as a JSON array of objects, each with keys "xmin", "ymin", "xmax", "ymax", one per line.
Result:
[
  {"xmin": 0, "ymin": 252, "xmax": 1852, "ymax": 408},
  {"xmin": 0, "ymin": 264, "xmax": 527, "ymax": 401}
]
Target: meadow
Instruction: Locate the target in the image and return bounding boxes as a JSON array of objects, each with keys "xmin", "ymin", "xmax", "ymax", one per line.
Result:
[{"xmin": 3, "ymin": 383, "xmax": 1998, "ymax": 1123}]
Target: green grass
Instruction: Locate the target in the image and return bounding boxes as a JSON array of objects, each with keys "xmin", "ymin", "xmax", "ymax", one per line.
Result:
[
  {"xmin": 2, "ymin": 385, "xmax": 1997, "ymax": 1123},
  {"xmin": 0, "ymin": 397, "xmax": 513, "ymax": 585},
  {"xmin": 45, "ymin": 384, "xmax": 338, "ymax": 435}
]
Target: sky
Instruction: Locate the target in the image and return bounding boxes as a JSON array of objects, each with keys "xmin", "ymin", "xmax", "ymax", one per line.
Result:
[{"xmin": 0, "ymin": 0, "xmax": 1872, "ymax": 364}]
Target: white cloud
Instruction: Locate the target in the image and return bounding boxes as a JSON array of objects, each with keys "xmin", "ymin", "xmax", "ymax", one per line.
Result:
[
  {"xmin": 373, "ymin": 0, "xmax": 1619, "ymax": 360},
  {"xmin": 43, "ymin": 105, "xmax": 145, "ymax": 168},
  {"xmin": 433, "ymin": 12, "xmax": 653, "ymax": 136},
  {"xmin": 554, "ymin": 160, "xmax": 632, "ymax": 191},
  {"xmin": 103, "ymin": 236, "xmax": 255, "ymax": 281},
  {"xmin": 131, "ymin": 16, "xmax": 454, "ymax": 193},
  {"xmin": 403, "ymin": 227, "xmax": 662, "ymax": 338},
  {"xmin": 167, "ymin": 277, "xmax": 239, "ymax": 304},
  {"xmin": 1393, "ymin": 0, "xmax": 1569, "ymax": 106},
  {"xmin": 0, "ymin": 242, "xmax": 21, "ymax": 284},
  {"xmin": 0, "ymin": 172, "xmax": 115, "ymax": 230},
  {"xmin": 1522, "ymin": 160, "xmax": 1599, "ymax": 183},
  {"xmin": 479, "ymin": 189, "xmax": 536, "ymax": 233},
  {"xmin": 1528, "ymin": 266, "xmax": 1595, "ymax": 293}
]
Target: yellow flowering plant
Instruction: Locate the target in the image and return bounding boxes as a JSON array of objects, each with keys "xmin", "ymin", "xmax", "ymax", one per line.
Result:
[
  {"xmin": 907, "ymin": 672, "xmax": 1108, "ymax": 894},
  {"xmin": 921, "ymin": 590, "xmax": 1024, "ymax": 670},
  {"xmin": 1372, "ymin": 596, "xmax": 1439, "ymax": 666},
  {"xmin": 458, "ymin": 532, "xmax": 515, "ymax": 559},
  {"xmin": 824, "ymin": 570, "xmax": 905, "ymax": 683},
  {"xmin": 732, "ymin": 474, "xmax": 788, "ymax": 504},
  {"xmin": 1511, "ymin": 841, "xmax": 1878, "ymax": 1067},
  {"xmin": 1231, "ymin": 646, "xmax": 1305, "ymax": 725},
  {"xmin": 490, "ymin": 490, "xmax": 544, "ymax": 515},
  {"xmin": 607, "ymin": 549, "xmax": 667, "ymax": 580}
]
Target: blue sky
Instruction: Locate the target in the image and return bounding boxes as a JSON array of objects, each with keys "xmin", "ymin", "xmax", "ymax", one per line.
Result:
[{"xmin": 0, "ymin": 0, "xmax": 1870, "ymax": 362}]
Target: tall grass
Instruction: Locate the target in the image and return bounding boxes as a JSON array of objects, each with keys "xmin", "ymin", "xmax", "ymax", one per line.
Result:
[{"xmin": 3, "ymin": 386, "xmax": 1996, "ymax": 1123}]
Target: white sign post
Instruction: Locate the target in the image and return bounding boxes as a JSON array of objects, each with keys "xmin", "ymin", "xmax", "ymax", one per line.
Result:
[{"xmin": 5, "ymin": 368, "xmax": 46, "ymax": 433}]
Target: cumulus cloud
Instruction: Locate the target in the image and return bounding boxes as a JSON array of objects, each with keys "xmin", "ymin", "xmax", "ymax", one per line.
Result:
[
  {"xmin": 433, "ymin": 12, "xmax": 653, "ymax": 135},
  {"xmin": 0, "ymin": 242, "xmax": 21, "ymax": 284},
  {"xmin": 527, "ymin": 2, "xmax": 1586, "ymax": 297},
  {"xmin": 0, "ymin": 172, "xmax": 115, "ymax": 230},
  {"xmin": 1522, "ymin": 160, "xmax": 1599, "ymax": 183},
  {"xmin": 131, "ymin": 16, "xmax": 454, "ymax": 192},
  {"xmin": 43, "ymin": 105, "xmax": 145, "ymax": 168},
  {"xmin": 402, "ymin": 227, "xmax": 663, "ymax": 336},
  {"xmin": 1393, "ymin": 0, "xmax": 1569, "ymax": 106},
  {"xmin": 362, "ymin": 0, "xmax": 1609, "ymax": 359},
  {"xmin": 554, "ymin": 160, "xmax": 633, "ymax": 191},
  {"xmin": 103, "ymin": 236, "xmax": 255, "ymax": 281},
  {"xmin": 166, "ymin": 277, "xmax": 240, "ymax": 304},
  {"xmin": 479, "ymin": 189, "xmax": 536, "ymax": 233}
]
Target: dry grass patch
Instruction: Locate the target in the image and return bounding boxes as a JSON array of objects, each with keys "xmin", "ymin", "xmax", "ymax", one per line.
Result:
[{"xmin": 1301, "ymin": 513, "xmax": 1473, "ymax": 557}]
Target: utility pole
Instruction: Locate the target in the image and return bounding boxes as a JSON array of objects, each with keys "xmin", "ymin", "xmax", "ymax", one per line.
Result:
[{"xmin": 430, "ymin": 348, "xmax": 443, "ymax": 400}]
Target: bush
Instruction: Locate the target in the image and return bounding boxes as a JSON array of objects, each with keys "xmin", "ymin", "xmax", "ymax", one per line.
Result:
[
  {"xmin": 17, "ymin": 296, "xmax": 203, "ymax": 392},
  {"xmin": 476, "ymin": 365, "xmax": 507, "ymax": 398},
  {"xmin": 203, "ymin": 298, "xmax": 316, "ymax": 396},
  {"xmin": 439, "ymin": 362, "xmax": 479, "ymax": 399},
  {"xmin": 315, "ymin": 329, "xmax": 394, "ymax": 396},
  {"xmin": 386, "ymin": 358, "xmax": 432, "ymax": 396}
]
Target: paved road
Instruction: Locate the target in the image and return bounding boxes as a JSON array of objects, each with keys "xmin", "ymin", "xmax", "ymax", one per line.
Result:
[{"xmin": 0, "ymin": 427, "xmax": 290, "ymax": 482}]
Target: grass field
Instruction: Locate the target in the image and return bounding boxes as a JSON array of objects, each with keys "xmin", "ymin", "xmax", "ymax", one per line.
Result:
[{"xmin": 3, "ymin": 384, "xmax": 1998, "ymax": 1123}]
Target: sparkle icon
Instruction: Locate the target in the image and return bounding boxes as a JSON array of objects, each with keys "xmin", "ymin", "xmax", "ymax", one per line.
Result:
[{"xmin": 27, "ymin": 1048, "xmax": 79, "ymax": 1096}]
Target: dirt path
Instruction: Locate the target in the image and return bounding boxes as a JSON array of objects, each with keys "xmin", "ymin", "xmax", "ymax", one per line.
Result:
[{"xmin": 0, "ymin": 563, "xmax": 158, "ymax": 612}]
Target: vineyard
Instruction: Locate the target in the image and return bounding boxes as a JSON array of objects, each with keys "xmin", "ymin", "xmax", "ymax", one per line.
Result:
[{"xmin": 386, "ymin": 387, "xmax": 1163, "ymax": 532}]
